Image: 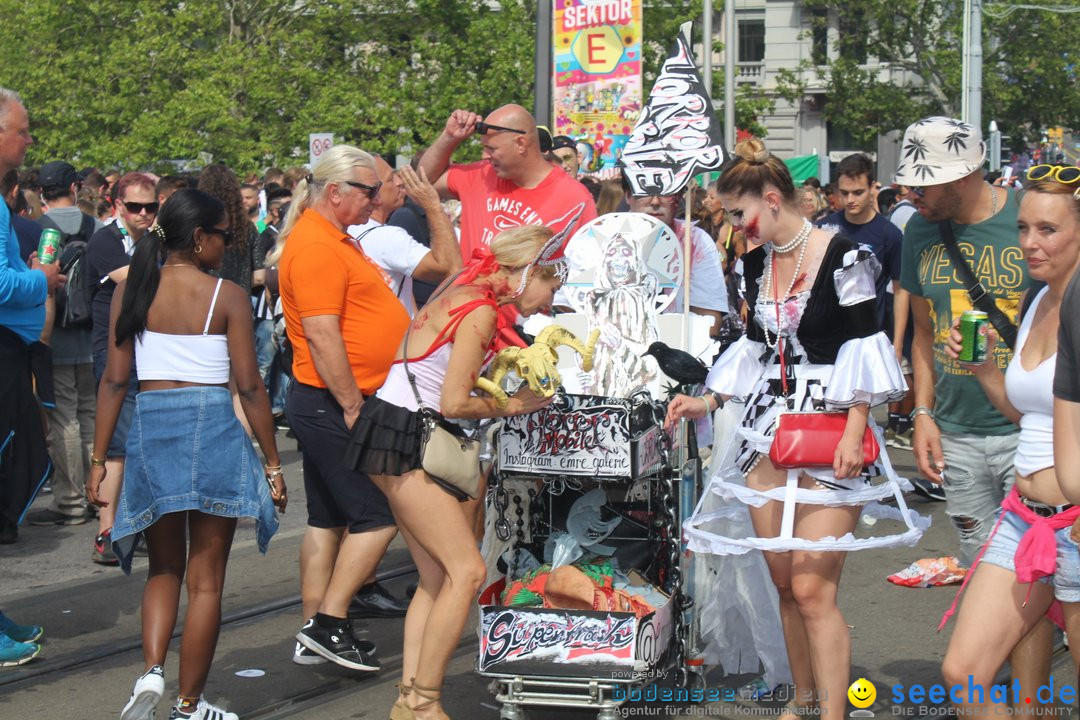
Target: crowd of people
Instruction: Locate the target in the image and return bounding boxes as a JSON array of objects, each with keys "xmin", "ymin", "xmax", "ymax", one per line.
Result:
[{"xmin": 3, "ymin": 79, "xmax": 1080, "ymax": 720}]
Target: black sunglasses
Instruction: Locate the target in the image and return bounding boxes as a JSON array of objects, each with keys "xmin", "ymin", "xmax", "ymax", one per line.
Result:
[
  {"xmin": 201, "ymin": 226, "xmax": 235, "ymax": 245},
  {"xmin": 343, "ymin": 180, "xmax": 382, "ymax": 199},
  {"xmin": 123, "ymin": 200, "xmax": 160, "ymax": 215},
  {"xmin": 476, "ymin": 121, "xmax": 526, "ymax": 136}
]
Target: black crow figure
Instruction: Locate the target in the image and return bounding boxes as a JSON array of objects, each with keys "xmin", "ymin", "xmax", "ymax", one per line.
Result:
[{"xmin": 642, "ymin": 341, "xmax": 708, "ymax": 398}]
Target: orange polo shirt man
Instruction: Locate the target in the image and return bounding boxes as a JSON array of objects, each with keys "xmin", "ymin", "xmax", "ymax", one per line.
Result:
[{"xmin": 281, "ymin": 183, "xmax": 409, "ymax": 670}]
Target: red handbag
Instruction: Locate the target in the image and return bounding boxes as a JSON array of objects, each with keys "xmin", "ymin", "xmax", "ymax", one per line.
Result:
[
  {"xmin": 769, "ymin": 411, "xmax": 879, "ymax": 469},
  {"xmin": 764, "ymin": 252, "xmax": 879, "ymax": 470}
]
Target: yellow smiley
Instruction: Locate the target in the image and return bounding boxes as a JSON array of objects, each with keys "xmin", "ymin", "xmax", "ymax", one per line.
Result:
[{"xmin": 848, "ymin": 678, "xmax": 877, "ymax": 709}]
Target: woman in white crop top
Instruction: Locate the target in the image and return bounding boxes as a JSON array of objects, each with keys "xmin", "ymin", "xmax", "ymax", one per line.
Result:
[
  {"xmin": 345, "ymin": 224, "xmax": 568, "ymax": 720},
  {"xmin": 942, "ymin": 175, "xmax": 1080, "ymax": 711},
  {"xmin": 86, "ymin": 189, "xmax": 286, "ymax": 720}
]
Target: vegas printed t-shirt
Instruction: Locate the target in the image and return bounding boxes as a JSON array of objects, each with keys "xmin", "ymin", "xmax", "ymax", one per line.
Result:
[
  {"xmin": 899, "ymin": 192, "xmax": 1028, "ymax": 435},
  {"xmin": 446, "ymin": 161, "xmax": 598, "ymax": 259},
  {"xmin": 279, "ymin": 209, "xmax": 409, "ymax": 394}
]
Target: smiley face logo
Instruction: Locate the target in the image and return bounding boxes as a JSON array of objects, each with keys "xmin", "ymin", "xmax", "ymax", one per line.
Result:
[{"xmin": 848, "ymin": 678, "xmax": 877, "ymax": 709}]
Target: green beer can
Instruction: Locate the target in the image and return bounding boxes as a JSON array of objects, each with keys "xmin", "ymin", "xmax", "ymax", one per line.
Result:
[
  {"xmin": 958, "ymin": 310, "xmax": 989, "ymax": 363},
  {"xmin": 37, "ymin": 227, "xmax": 62, "ymax": 264}
]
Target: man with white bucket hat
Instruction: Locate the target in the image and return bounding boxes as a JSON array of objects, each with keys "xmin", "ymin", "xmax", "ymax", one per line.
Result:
[{"xmin": 897, "ymin": 116, "xmax": 1029, "ymax": 565}]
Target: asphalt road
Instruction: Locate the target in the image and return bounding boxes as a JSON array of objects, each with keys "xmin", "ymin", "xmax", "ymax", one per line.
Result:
[{"xmin": 1, "ymin": 430, "xmax": 1076, "ymax": 719}]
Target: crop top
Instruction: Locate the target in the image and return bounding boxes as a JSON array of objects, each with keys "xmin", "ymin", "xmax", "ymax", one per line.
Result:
[
  {"xmin": 135, "ymin": 278, "xmax": 231, "ymax": 384},
  {"xmin": 1004, "ymin": 286, "xmax": 1055, "ymax": 476}
]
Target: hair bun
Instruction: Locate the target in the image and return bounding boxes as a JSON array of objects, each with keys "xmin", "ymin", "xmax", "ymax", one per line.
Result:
[{"xmin": 734, "ymin": 139, "xmax": 770, "ymax": 164}]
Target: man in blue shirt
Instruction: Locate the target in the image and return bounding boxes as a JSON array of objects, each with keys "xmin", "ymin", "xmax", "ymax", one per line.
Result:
[
  {"xmin": 0, "ymin": 89, "xmax": 63, "ymax": 547},
  {"xmin": 815, "ymin": 153, "xmax": 919, "ymax": 454}
]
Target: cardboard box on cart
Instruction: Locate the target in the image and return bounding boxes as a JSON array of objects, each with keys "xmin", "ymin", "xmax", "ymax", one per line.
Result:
[{"xmin": 476, "ymin": 577, "xmax": 674, "ymax": 679}]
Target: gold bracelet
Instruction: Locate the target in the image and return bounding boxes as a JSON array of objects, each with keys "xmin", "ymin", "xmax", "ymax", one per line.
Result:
[
  {"xmin": 91, "ymin": 456, "xmax": 106, "ymax": 467},
  {"xmin": 265, "ymin": 464, "xmax": 283, "ymax": 472},
  {"xmin": 266, "ymin": 468, "xmax": 285, "ymax": 478}
]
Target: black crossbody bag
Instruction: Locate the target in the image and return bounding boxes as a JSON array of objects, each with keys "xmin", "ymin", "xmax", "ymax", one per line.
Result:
[{"xmin": 937, "ymin": 220, "xmax": 1019, "ymax": 350}]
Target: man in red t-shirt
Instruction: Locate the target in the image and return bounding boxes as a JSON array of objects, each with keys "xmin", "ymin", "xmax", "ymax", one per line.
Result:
[{"xmin": 421, "ymin": 104, "xmax": 598, "ymax": 260}]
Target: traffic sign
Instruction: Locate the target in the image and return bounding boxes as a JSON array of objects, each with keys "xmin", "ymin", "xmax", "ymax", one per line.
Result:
[{"xmin": 308, "ymin": 133, "xmax": 334, "ymax": 168}]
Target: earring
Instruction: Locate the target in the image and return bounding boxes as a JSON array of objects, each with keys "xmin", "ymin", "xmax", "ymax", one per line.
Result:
[
  {"xmin": 771, "ymin": 205, "xmax": 779, "ymax": 218},
  {"xmin": 194, "ymin": 244, "xmax": 203, "ymax": 254}
]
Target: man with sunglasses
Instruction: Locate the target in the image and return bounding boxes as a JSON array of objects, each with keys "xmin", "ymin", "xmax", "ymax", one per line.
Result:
[
  {"xmin": 82, "ymin": 172, "xmax": 158, "ymax": 564},
  {"xmin": 896, "ymin": 117, "xmax": 1030, "ymax": 568},
  {"xmin": 420, "ymin": 104, "xmax": 597, "ymax": 262},
  {"xmin": 24, "ymin": 161, "xmax": 104, "ymax": 531}
]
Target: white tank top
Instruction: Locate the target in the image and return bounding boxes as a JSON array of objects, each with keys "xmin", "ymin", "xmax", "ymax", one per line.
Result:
[
  {"xmin": 135, "ymin": 278, "xmax": 231, "ymax": 384},
  {"xmin": 1004, "ymin": 286, "xmax": 1055, "ymax": 476}
]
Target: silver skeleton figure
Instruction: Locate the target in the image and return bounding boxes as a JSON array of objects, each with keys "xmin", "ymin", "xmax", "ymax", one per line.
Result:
[{"xmin": 583, "ymin": 232, "xmax": 660, "ymax": 397}]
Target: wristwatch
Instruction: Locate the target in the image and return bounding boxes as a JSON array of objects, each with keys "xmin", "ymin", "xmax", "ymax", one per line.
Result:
[{"xmin": 910, "ymin": 406, "xmax": 934, "ymax": 421}]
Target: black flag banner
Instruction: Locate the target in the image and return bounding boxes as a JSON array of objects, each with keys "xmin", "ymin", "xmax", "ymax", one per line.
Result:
[{"xmin": 618, "ymin": 22, "xmax": 729, "ymax": 196}]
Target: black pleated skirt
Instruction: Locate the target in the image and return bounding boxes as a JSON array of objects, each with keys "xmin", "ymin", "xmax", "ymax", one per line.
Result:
[{"xmin": 345, "ymin": 396, "xmax": 424, "ymax": 477}]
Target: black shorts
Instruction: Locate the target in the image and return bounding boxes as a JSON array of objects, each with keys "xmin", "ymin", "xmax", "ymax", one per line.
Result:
[{"xmin": 285, "ymin": 382, "xmax": 395, "ymax": 533}]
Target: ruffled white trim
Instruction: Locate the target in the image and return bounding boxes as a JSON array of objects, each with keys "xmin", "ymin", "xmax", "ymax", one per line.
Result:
[
  {"xmin": 833, "ymin": 248, "xmax": 880, "ymax": 307},
  {"xmin": 706, "ymin": 336, "xmax": 767, "ymax": 401},
  {"xmin": 685, "ymin": 422, "xmax": 932, "ymax": 554},
  {"xmin": 823, "ymin": 332, "xmax": 907, "ymax": 408}
]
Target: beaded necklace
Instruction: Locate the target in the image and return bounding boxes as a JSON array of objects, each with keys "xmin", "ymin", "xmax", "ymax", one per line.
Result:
[{"xmin": 760, "ymin": 219, "xmax": 812, "ymax": 350}]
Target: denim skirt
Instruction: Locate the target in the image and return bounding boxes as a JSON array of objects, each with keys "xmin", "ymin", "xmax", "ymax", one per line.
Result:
[{"xmin": 111, "ymin": 386, "xmax": 279, "ymax": 574}]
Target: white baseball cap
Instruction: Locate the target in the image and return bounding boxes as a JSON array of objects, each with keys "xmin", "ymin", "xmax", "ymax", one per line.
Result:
[{"xmin": 894, "ymin": 116, "xmax": 986, "ymax": 187}]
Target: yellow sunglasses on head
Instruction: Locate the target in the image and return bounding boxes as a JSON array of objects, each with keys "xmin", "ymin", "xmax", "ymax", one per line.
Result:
[{"xmin": 1026, "ymin": 164, "xmax": 1080, "ymax": 184}]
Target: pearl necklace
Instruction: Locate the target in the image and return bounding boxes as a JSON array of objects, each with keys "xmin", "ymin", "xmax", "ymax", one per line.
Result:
[
  {"xmin": 770, "ymin": 218, "xmax": 812, "ymax": 254},
  {"xmin": 761, "ymin": 227, "xmax": 811, "ymax": 350}
]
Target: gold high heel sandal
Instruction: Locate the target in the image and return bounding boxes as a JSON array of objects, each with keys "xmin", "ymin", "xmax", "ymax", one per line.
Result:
[
  {"xmin": 407, "ymin": 683, "xmax": 443, "ymax": 720},
  {"xmin": 389, "ymin": 680, "xmax": 413, "ymax": 720}
]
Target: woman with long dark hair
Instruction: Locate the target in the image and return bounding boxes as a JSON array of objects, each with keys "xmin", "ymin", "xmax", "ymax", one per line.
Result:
[{"xmin": 87, "ymin": 188, "xmax": 285, "ymax": 720}]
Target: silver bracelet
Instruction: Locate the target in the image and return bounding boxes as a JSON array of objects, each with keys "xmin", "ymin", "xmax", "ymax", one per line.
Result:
[{"xmin": 910, "ymin": 406, "xmax": 934, "ymax": 421}]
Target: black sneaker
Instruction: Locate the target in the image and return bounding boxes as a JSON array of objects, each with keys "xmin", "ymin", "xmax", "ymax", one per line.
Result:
[
  {"xmin": 295, "ymin": 618, "xmax": 380, "ymax": 672},
  {"xmin": 910, "ymin": 477, "xmax": 947, "ymax": 502},
  {"xmin": 348, "ymin": 582, "xmax": 408, "ymax": 619}
]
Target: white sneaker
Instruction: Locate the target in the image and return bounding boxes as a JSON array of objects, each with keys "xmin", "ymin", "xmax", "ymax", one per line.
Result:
[
  {"xmin": 292, "ymin": 640, "xmax": 327, "ymax": 666},
  {"xmin": 168, "ymin": 697, "xmax": 238, "ymax": 720},
  {"xmin": 120, "ymin": 665, "xmax": 164, "ymax": 720}
]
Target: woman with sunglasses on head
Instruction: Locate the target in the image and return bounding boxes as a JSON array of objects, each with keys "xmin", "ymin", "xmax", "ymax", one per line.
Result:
[
  {"xmin": 344, "ymin": 221, "xmax": 572, "ymax": 720},
  {"xmin": 87, "ymin": 188, "xmax": 285, "ymax": 720},
  {"xmin": 665, "ymin": 139, "xmax": 920, "ymax": 720},
  {"xmin": 942, "ymin": 165, "xmax": 1080, "ymax": 714}
]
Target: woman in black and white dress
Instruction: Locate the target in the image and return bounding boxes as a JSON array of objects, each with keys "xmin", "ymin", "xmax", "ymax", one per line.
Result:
[{"xmin": 666, "ymin": 140, "xmax": 926, "ymax": 719}]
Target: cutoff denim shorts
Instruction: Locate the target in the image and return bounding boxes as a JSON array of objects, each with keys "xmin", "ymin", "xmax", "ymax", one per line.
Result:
[
  {"xmin": 110, "ymin": 386, "xmax": 279, "ymax": 573},
  {"xmin": 980, "ymin": 507, "xmax": 1080, "ymax": 603}
]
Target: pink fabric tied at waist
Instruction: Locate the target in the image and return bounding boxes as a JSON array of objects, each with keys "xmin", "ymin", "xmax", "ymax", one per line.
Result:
[
  {"xmin": 938, "ymin": 487, "xmax": 1077, "ymax": 632},
  {"xmin": 1001, "ymin": 487, "xmax": 1080, "ymax": 583}
]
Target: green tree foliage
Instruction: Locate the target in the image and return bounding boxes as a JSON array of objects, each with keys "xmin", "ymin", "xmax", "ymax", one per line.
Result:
[
  {"xmin": 777, "ymin": 0, "xmax": 1079, "ymax": 149},
  {"xmin": 0, "ymin": 0, "xmax": 768, "ymax": 171}
]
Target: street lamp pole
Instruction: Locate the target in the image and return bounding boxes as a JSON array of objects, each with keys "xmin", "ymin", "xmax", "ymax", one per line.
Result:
[
  {"xmin": 703, "ymin": 0, "xmax": 713, "ymax": 100},
  {"xmin": 534, "ymin": 0, "xmax": 552, "ymax": 127},
  {"xmin": 724, "ymin": 0, "xmax": 735, "ymax": 152},
  {"xmin": 961, "ymin": 0, "xmax": 982, "ymax": 132}
]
